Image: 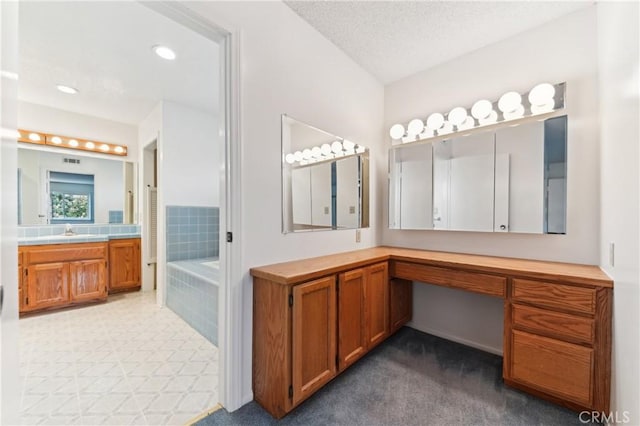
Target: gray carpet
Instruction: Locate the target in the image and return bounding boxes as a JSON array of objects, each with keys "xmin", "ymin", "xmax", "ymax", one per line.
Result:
[{"xmin": 197, "ymin": 327, "xmax": 596, "ymax": 425}]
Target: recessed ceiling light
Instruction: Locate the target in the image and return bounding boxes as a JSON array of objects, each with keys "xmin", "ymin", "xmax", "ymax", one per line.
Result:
[
  {"xmin": 152, "ymin": 45, "xmax": 176, "ymax": 61},
  {"xmin": 56, "ymin": 84, "xmax": 78, "ymax": 95}
]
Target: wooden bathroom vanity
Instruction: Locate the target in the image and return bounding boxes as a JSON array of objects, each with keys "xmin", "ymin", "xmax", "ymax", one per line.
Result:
[{"xmin": 251, "ymin": 246, "xmax": 612, "ymax": 419}]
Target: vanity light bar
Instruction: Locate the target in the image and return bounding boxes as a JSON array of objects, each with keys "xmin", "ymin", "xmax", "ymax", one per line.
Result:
[
  {"xmin": 17, "ymin": 129, "xmax": 128, "ymax": 156},
  {"xmin": 284, "ymin": 139, "xmax": 366, "ymax": 166},
  {"xmin": 389, "ymin": 82, "xmax": 566, "ymax": 144}
]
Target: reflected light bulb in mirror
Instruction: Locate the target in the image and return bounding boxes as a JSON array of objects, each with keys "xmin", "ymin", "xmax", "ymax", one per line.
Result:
[
  {"xmin": 426, "ymin": 113, "xmax": 445, "ymax": 131},
  {"xmin": 285, "ymin": 153, "xmax": 296, "ymax": 164},
  {"xmin": 448, "ymin": 107, "xmax": 467, "ymax": 127},
  {"xmin": 389, "ymin": 124, "xmax": 405, "ymax": 140},
  {"xmin": 407, "ymin": 119, "xmax": 424, "ymax": 136},
  {"xmin": 437, "ymin": 122, "xmax": 454, "ymax": 135},
  {"xmin": 458, "ymin": 116, "xmax": 475, "ymax": 130},
  {"xmin": 302, "ymin": 148, "xmax": 312, "ymax": 159},
  {"xmin": 498, "ymin": 91, "xmax": 522, "ymax": 113},
  {"xmin": 320, "ymin": 143, "xmax": 332, "ymax": 156},
  {"xmin": 479, "ymin": 110, "xmax": 498, "ymax": 125},
  {"xmin": 331, "ymin": 140, "xmax": 343, "ymax": 154},
  {"xmin": 531, "ymin": 101, "xmax": 555, "ymax": 115},
  {"xmin": 503, "ymin": 104, "xmax": 525, "ymax": 120},
  {"xmin": 311, "ymin": 146, "xmax": 322, "ymax": 158},
  {"xmin": 342, "ymin": 139, "xmax": 356, "ymax": 151},
  {"xmin": 471, "ymin": 100, "xmax": 493, "ymax": 120},
  {"xmin": 294, "ymin": 151, "xmax": 303, "ymax": 162},
  {"xmin": 528, "ymin": 83, "xmax": 555, "ymax": 106}
]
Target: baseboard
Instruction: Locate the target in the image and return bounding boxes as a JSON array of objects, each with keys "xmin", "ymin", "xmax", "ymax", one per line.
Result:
[{"xmin": 407, "ymin": 324, "xmax": 503, "ymax": 356}]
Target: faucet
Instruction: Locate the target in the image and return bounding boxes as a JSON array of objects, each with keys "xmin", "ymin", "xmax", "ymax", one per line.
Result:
[{"xmin": 64, "ymin": 224, "xmax": 75, "ymax": 236}]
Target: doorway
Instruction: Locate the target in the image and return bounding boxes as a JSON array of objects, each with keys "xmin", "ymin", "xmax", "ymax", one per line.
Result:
[{"xmin": 2, "ymin": 1, "xmax": 236, "ymax": 424}]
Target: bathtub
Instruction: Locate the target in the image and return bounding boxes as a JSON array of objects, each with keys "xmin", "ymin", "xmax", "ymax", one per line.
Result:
[{"xmin": 166, "ymin": 257, "xmax": 219, "ymax": 346}]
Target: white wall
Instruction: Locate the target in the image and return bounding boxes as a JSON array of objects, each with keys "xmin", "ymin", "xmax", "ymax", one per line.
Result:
[
  {"xmin": 18, "ymin": 101, "xmax": 138, "ymax": 162},
  {"xmin": 18, "ymin": 148, "xmax": 123, "ymax": 224},
  {"xmin": 597, "ymin": 2, "xmax": 640, "ymax": 423},
  {"xmin": 185, "ymin": 1, "xmax": 385, "ymax": 406},
  {"xmin": 383, "ymin": 7, "xmax": 600, "ymax": 353},
  {"xmin": 161, "ymin": 101, "xmax": 219, "ymax": 207}
]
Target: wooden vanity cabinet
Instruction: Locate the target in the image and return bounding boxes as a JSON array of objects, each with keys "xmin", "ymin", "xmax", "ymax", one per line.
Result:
[
  {"xmin": 108, "ymin": 238, "xmax": 141, "ymax": 293},
  {"xmin": 504, "ymin": 278, "xmax": 611, "ymax": 412},
  {"xmin": 21, "ymin": 242, "xmax": 108, "ymax": 313},
  {"xmin": 18, "ymin": 248, "xmax": 25, "ymax": 311},
  {"xmin": 253, "ymin": 260, "xmax": 403, "ymax": 419}
]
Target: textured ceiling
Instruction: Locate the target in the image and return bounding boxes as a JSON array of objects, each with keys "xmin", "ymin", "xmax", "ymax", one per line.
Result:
[
  {"xmin": 18, "ymin": 2, "xmax": 219, "ymax": 125},
  {"xmin": 285, "ymin": 1, "xmax": 591, "ymax": 84}
]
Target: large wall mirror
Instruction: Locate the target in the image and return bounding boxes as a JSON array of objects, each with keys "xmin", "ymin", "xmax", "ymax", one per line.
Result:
[
  {"xmin": 18, "ymin": 146, "xmax": 136, "ymax": 225},
  {"xmin": 389, "ymin": 115, "xmax": 567, "ymax": 234},
  {"xmin": 282, "ymin": 115, "xmax": 369, "ymax": 233}
]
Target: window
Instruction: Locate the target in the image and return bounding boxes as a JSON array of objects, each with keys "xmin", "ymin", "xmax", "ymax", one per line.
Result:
[{"xmin": 49, "ymin": 171, "xmax": 95, "ymax": 223}]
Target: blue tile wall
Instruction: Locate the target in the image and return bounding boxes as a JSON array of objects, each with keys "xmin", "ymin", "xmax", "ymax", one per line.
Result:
[
  {"xmin": 165, "ymin": 206, "xmax": 219, "ymax": 262},
  {"xmin": 18, "ymin": 224, "xmax": 140, "ymax": 238},
  {"xmin": 166, "ymin": 264, "xmax": 218, "ymax": 345},
  {"xmin": 109, "ymin": 210, "xmax": 124, "ymax": 224}
]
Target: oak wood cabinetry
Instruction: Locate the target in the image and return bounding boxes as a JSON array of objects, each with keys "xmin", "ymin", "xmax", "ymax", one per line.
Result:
[
  {"xmin": 21, "ymin": 242, "xmax": 108, "ymax": 313},
  {"xmin": 108, "ymin": 238, "xmax": 141, "ymax": 293},
  {"xmin": 252, "ymin": 259, "xmax": 405, "ymax": 419},
  {"xmin": 18, "ymin": 248, "xmax": 25, "ymax": 311},
  {"xmin": 251, "ymin": 247, "xmax": 612, "ymax": 419}
]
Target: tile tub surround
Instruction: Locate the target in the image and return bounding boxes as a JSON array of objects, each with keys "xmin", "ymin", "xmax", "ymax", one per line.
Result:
[
  {"xmin": 166, "ymin": 258, "xmax": 219, "ymax": 346},
  {"xmin": 19, "ymin": 291, "xmax": 219, "ymax": 426},
  {"xmin": 18, "ymin": 223, "xmax": 141, "ymax": 245},
  {"xmin": 166, "ymin": 206, "xmax": 219, "ymax": 262}
]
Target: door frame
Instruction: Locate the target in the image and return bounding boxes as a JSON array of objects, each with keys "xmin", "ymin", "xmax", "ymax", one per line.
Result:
[
  {"xmin": 0, "ymin": 1, "xmax": 20, "ymax": 424},
  {"xmin": 141, "ymin": 2, "xmax": 244, "ymax": 412}
]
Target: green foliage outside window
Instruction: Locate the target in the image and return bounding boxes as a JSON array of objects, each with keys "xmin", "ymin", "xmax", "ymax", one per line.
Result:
[{"xmin": 51, "ymin": 192, "xmax": 90, "ymax": 219}]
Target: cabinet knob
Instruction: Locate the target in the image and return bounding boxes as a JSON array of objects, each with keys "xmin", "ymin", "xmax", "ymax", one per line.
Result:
[{"xmin": 500, "ymin": 225, "xmax": 507, "ymax": 230}]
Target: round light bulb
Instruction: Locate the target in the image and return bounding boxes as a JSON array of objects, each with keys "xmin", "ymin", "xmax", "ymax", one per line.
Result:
[
  {"xmin": 85, "ymin": 141, "xmax": 95, "ymax": 149},
  {"xmin": 498, "ymin": 91, "xmax": 522, "ymax": 113},
  {"xmin": 302, "ymin": 148, "xmax": 312, "ymax": 160},
  {"xmin": 114, "ymin": 146, "xmax": 124, "ymax": 154},
  {"xmin": 68, "ymin": 139, "xmax": 79, "ymax": 147},
  {"xmin": 531, "ymin": 101, "xmax": 555, "ymax": 115},
  {"xmin": 285, "ymin": 153, "xmax": 296, "ymax": 164},
  {"xmin": 294, "ymin": 151, "xmax": 303, "ymax": 161},
  {"xmin": 503, "ymin": 104, "xmax": 525, "ymax": 120},
  {"xmin": 426, "ymin": 113, "xmax": 445, "ymax": 131},
  {"xmin": 448, "ymin": 107, "xmax": 468, "ymax": 127},
  {"xmin": 100, "ymin": 144, "xmax": 110, "ymax": 152},
  {"xmin": 342, "ymin": 140, "xmax": 356, "ymax": 151},
  {"xmin": 320, "ymin": 143, "xmax": 332, "ymax": 156},
  {"xmin": 311, "ymin": 146, "xmax": 322, "ymax": 158},
  {"xmin": 407, "ymin": 119, "xmax": 425, "ymax": 136},
  {"xmin": 528, "ymin": 83, "xmax": 555, "ymax": 107},
  {"xmin": 438, "ymin": 122, "xmax": 454, "ymax": 135},
  {"xmin": 331, "ymin": 140, "xmax": 343, "ymax": 154},
  {"xmin": 28, "ymin": 133, "xmax": 41, "ymax": 141},
  {"xmin": 389, "ymin": 124, "xmax": 405, "ymax": 140},
  {"xmin": 50, "ymin": 136, "xmax": 62, "ymax": 144},
  {"xmin": 479, "ymin": 110, "xmax": 499, "ymax": 125},
  {"xmin": 458, "ymin": 116, "xmax": 475, "ymax": 130},
  {"xmin": 471, "ymin": 100, "xmax": 493, "ymax": 120}
]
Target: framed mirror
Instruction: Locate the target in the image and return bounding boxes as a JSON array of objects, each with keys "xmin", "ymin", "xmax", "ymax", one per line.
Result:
[
  {"xmin": 389, "ymin": 115, "xmax": 567, "ymax": 234},
  {"xmin": 282, "ymin": 115, "xmax": 369, "ymax": 233},
  {"xmin": 17, "ymin": 146, "xmax": 136, "ymax": 225}
]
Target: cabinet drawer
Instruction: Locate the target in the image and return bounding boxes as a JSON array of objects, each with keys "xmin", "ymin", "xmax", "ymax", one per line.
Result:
[
  {"xmin": 512, "ymin": 304, "xmax": 594, "ymax": 344},
  {"xmin": 512, "ymin": 279, "xmax": 595, "ymax": 315},
  {"xmin": 511, "ymin": 330, "xmax": 593, "ymax": 407},
  {"xmin": 25, "ymin": 243, "xmax": 107, "ymax": 264},
  {"xmin": 391, "ymin": 261, "xmax": 505, "ymax": 297}
]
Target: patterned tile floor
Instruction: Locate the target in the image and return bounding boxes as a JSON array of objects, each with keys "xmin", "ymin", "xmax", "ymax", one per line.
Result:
[{"xmin": 19, "ymin": 291, "xmax": 219, "ymax": 425}]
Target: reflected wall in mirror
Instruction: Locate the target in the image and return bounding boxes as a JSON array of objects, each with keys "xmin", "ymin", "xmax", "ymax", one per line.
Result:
[
  {"xmin": 389, "ymin": 115, "xmax": 567, "ymax": 234},
  {"xmin": 18, "ymin": 146, "xmax": 136, "ymax": 225},
  {"xmin": 282, "ymin": 115, "xmax": 369, "ymax": 233}
]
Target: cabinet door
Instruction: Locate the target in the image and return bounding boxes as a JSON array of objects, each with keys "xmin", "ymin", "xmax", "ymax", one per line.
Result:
[
  {"xmin": 390, "ymin": 278, "xmax": 412, "ymax": 333},
  {"xmin": 26, "ymin": 262, "xmax": 69, "ymax": 310},
  {"xmin": 365, "ymin": 262, "xmax": 389, "ymax": 348},
  {"xmin": 292, "ymin": 276, "xmax": 337, "ymax": 406},
  {"xmin": 70, "ymin": 259, "xmax": 107, "ymax": 302},
  {"xmin": 511, "ymin": 329, "xmax": 594, "ymax": 407},
  {"xmin": 109, "ymin": 239, "xmax": 141, "ymax": 292},
  {"xmin": 338, "ymin": 268, "xmax": 366, "ymax": 371}
]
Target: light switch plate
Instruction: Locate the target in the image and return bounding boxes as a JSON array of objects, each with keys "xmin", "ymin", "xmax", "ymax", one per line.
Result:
[
  {"xmin": 609, "ymin": 242, "xmax": 615, "ymax": 267},
  {"xmin": 355, "ymin": 229, "xmax": 361, "ymax": 243}
]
